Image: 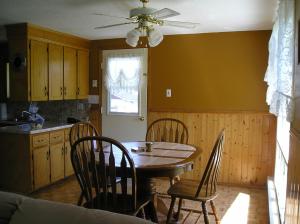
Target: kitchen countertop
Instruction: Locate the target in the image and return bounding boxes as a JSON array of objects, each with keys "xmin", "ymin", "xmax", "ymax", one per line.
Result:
[{"xmin": 0, "ymin": 122, "xmax": 73, "ymax": 134}]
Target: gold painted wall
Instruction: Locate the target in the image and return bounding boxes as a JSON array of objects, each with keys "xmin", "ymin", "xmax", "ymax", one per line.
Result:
[
  {"xmin": 90, "ymin": 31, "xmax": 276, "ymax": 187},
  {"xmin": 149, "ymin": 31, "xmax": 271, "ymax": 112}
]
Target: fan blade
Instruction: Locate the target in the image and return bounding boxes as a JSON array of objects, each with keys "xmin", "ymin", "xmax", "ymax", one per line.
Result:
[
  {"xmin": 150, "ymin": 8, "xmax": 180, "ymax": 19},
  {"xmin": 94, "ymin": 22, "xmax": 136, "ymax": 29},
  {"xmin": 93, "ymin": 13, "xmax": 133, "ymax": 20},
  {"xmin": 162, "ymin": 20, "xmax": 199, "ymax": 29}
]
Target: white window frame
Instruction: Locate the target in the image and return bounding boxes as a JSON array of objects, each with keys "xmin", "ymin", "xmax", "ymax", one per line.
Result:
[{"xmin": 106, "ymin": 88, "xmax": 141, "ymax": 116}]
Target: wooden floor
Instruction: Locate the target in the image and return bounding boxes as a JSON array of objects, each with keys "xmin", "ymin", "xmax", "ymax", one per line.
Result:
[{"xmin": 32, "ymin": 177, "xmax": 268, "ymax": 224}]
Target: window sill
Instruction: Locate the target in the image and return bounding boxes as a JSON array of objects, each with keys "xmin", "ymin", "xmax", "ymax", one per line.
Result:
[{"xmin": 267, "ymin": 177, "xmax": 281, "ymax": 224}]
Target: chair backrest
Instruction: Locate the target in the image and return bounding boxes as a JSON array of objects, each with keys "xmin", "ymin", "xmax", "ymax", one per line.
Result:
[
  {"xmin": 69, "ymin": 121, "xmax": 99, "ymax": 146},
  {"xmin": 195, "ymin": 129, "xmax": 225, "ymax": 198},
  {"xmin": 146, "ymin": 118, "xmax": 189, "ymax": 144},
  {"xmin": 71, "ymin": 136, "xmax": 137, "ymax": 212}
]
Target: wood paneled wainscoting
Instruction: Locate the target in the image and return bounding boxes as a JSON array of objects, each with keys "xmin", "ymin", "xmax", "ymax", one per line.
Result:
[{"xmin": 148, "ymin": 111, "xmax": 276, "ymax": 187}]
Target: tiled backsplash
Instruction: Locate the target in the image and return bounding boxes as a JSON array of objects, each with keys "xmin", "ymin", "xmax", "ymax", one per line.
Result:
[{"xmin": 6, "ymin": 100, "xmax": 90, "ymax": 123}]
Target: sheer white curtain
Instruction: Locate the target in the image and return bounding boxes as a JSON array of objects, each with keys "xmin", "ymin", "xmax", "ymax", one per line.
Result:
[
  {"xmin": 264, "ymin": 0, "xmax": 295, "ymax": 122},
  {"xmin": 104, "ymin": 53, "xmax": 143, "ymax": 101}
]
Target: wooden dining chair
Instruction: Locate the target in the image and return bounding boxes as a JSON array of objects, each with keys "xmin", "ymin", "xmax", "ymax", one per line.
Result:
[
  {"xmin": 71, "ymin": 136, "xmax": 152, "ymax": 218},
  {"xmin": 146, "ymin": 118, "xmax": 189, "ymax": 145},
  {"xmin": 166, "ymin": 129, "xmax": 225, "ymax": 224},
  {"xmin": 146, "ymin": 118, "xmax": 189, "ymax": 190},
  {"xmin": 69, "ymin": 121, "xmax": 100, "ymax": 205},
  {"xmin": 69, "ymin": 121, "xmax": 99, "ymax": 146}
]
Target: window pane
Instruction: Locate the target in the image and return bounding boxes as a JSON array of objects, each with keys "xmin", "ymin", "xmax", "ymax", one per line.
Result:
[
  {"xmin": 274, "ymin": 116, "xmax": 291, "ymax": 223},
  {"xmin": 109, "ymin": 89, "xmax": 138, "ymax": 114}
]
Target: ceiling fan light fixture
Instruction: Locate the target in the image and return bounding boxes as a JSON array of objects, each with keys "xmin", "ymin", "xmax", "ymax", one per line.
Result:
[
  {"xmin": 126, "ymin": 28, "xmax": 141, "ymax": 47},
  {"xmin": 148, "ymin": 28, "xmax": 163, "ymax": 47}
]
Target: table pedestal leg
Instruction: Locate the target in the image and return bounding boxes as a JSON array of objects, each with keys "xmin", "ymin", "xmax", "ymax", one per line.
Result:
[{"xmin": 137, "ymin": 177, "xmax": 158, "ymax": 223}]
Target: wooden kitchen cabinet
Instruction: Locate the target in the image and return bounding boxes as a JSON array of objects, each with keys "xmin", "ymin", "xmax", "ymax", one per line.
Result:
[
  {"xmin": 49, "ymin": 43, "xmax": 64, "ymax": 100},
  {"xmin": 30, "ymin": 40, "xmax": 48, "ymax": 101},
  {"xmin": 64, "ymin": 142, "xmax": 73, "ymax": 176},
  {"xmin": 63, "ymin": 47, "xmax": 77, "ymax": 99},
  {"xmin": 0, "ymin": 127, "xmax": 75, "ymax": 193},
  {"xmin": 33, "ymin": 145, "xmax": 50, "ymax": 190},
  {"xmin": 6, "ymin": 23, "xmax": 90, "ymax": 102},
  {"xmin": 77, "ymin": 49, "xmax": 89, "ymax": 99},
  {"xmin": 32, "ymin": 132, "xmax": 50, "ymax": 190},
  {"xmin": 64, "ymin": 128, "xmax": 73, "ymax": 176},
  {"xmin": 50, "ymin": 130, "xmax": 65, "ymax": 182}
]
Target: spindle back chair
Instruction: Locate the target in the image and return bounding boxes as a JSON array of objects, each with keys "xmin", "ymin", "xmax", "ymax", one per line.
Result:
[
  {"xmin": 71, "ymin": 136, "xmax": 150, "ymax": 216},
  {"xmin": 166, "ymin": 129, "xmax": 225, "ymax": 224},
  {"xmin": 146, "ymin": 118, "xmax": 189, "ymax": 144}
]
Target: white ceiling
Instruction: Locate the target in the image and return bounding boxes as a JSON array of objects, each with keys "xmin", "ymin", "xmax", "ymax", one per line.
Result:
[{"xmin": 0, "ymin": 0, "xmax": 277, "ymax": 40}]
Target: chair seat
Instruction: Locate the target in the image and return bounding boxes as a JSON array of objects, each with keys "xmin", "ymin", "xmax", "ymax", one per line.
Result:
[
  {"xmin": 84, "ymin": 192, "xmax": 151, "ymax": 215},
  {"xmin": 167, "ymin": 179, "xmax": 217, "ymax": 202}
]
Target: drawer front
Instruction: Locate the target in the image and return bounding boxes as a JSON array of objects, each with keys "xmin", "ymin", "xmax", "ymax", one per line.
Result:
[
  {"xmin": 50, "ymin": 130, "xmax": 64, "ymax": 145},
  {"xmin": 64, "ymin": 128, "xmax": 71, "ymax": 142},
  {"xmin": 32, "ymin": 133, "xmax": 49, "ymax": 148}
]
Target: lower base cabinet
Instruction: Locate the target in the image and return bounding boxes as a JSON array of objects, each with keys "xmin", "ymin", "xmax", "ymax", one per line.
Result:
[
  {"xmin": 64, "ymin": 141, "xmax": 73, "ymax": 177},
  {"xmin": 50, "ymin": 142, "xmax": 65, "ymax": 183},
  {"xmin": 0, "ymin": 127, "xmax": 73, "ymax": 193},
  {"xmin": 32, "ymin": 128, "xmax": 73, "ymax": 191},
  {"xmin": 33, "ymin": 146, "xmax": 50, "ymax": 189}
]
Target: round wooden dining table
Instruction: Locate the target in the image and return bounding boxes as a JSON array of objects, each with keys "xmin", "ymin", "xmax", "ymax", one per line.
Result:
[{"xmin": 120, "ymin": 141, "xmax": 201, "ymax": 222}]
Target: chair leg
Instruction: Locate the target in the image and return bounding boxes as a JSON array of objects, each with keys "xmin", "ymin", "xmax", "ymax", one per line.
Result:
[
  {"xmin": 174, "ymin": 198, "xmax": 183, "ymax": 221},
  {"xmin": 136, "ymin": 208, "xmax": 146, "ymax": 219},
  {"xmin": 210, "ymin": 200, "xmax": 220, "ymax": 224},
  {"xmin": 77, "ymin": 192, "xmax": 84, "ymax": 206},
  {"xmin": 166, "ymin": 197, "xmax": 176, "ymax": 224},
  {"xmin": 201, "ymin": 201, "xmax": 209, "ymax": 224},
  {"xmin": 146, "ymin": 201, "xmax": 158, "ymax": 223}
]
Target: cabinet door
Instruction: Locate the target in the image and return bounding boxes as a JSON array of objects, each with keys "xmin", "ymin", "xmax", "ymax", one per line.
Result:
[
  {"xmin": 63, "ymin": 47, "xmax": 77, "ymax": 99},
  {"xmin": 50, "ymin": 142, "xmax": 65, "ymax": 182},
  {"xmin": 64, "ymin": 141, "xmax": 74, "ymax": 176},
  {"xmin": 77, "ymin": 50, "xmax": 89, "ymax": 99},
  {"xmin": 33, "ymin": 146, "xmax": 50, "ymax": 190},
  {"xmin": 49, "ymin": 44, "xmax": 63, "ymax": 100},
  {"xmin": 30, "ymin": 40, "xmax": 48, "ymax": 101}
]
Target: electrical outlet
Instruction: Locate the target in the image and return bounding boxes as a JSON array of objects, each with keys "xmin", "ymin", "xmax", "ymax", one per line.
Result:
[
  {"xmin": 92, "ymin": 80, "xmax": 98, "ymax": 88},
  {"xmin": 166, "ymin": 89, "xmax": 172, "ymax": 98}
]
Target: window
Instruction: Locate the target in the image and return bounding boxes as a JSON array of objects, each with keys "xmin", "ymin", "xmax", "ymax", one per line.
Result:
[
  {"xmin": 274, "ymin": 116, "xmax": 290, "ymax": 222},
  {"xmin": 264, "ymin": 0, "xmax": 295, "ymax": 223},
  {"xmin": 103, "ymin": 50, "xmax": 145, "ymax": 115}
]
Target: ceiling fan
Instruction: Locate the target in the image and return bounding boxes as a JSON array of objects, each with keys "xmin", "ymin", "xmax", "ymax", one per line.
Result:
[{"xmin": 94, "ymin": 0, "xmax": 200, "ymax": 47}]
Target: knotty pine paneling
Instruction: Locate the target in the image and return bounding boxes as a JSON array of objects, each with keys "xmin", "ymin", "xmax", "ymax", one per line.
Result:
[{"xmin": 149, "ymin": 111, "xmax": 276, "ymax": 187}]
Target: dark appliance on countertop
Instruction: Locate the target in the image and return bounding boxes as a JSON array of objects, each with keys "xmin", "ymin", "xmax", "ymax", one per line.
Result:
[{"xmin": 67, "ymin": 117, "xmax": 81, "ymax": 124}]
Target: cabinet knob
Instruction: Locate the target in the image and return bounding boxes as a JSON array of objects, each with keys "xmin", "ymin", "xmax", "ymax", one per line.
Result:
[{"xmin": 44, "ymin": 86, "xmax": 48, "ymax": 96}]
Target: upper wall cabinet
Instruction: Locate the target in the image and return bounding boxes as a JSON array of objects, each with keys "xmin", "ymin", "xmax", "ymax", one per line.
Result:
[
  {"xmin": 49, "ymin": 44, "xmax": 64, "ymax": 100},
  {"xmin": 77, "ymin": 49, "xmax": 89, "ymax": 99},
  {"xmin": 63, "ymin": 47, "xmax": 77, "ymax": 100},
  {"xmin": 6, "ymin": 23, "xmax": 90, "ymax": 102},
  {"xmin": 30, "ymin": 40, "xmax": 48, "ymax": 101}
]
